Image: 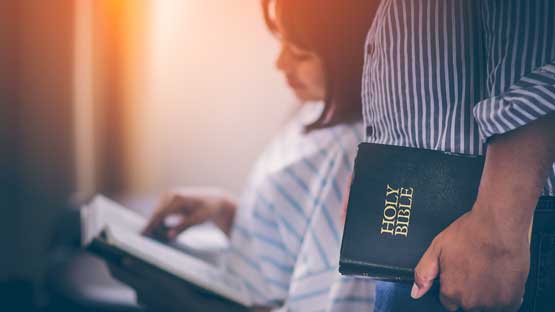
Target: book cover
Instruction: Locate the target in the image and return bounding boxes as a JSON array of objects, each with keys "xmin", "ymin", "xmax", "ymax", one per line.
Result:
[
  {"xmin": 89, "ymin": 235, "xmax": 249, "ymax": 312},
  {"xmin": 339, "ymin": 143, "xmax": 484, "ymax": 282}
]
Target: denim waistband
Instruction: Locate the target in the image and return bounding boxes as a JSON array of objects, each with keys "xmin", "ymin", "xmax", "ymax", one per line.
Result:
[{"xmin": 537, "ymin": 196, "xmax": 555, "ymax": 211}]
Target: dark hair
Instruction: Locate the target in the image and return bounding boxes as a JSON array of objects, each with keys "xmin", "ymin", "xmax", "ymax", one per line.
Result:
[{"xmin": 262, "ymin": 0, "xmax": 379, "ymax": 131}]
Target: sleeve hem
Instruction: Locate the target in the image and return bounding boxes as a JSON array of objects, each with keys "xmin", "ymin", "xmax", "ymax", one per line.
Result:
[{"xmin": 473, "ymin": 85, "xmax": 555, "ymax": 142}]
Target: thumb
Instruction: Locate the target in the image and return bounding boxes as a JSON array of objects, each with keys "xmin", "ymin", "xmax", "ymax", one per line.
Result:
[{"xmin": 412, "ymin": 239, "xmax": 440, "ymax": 299}]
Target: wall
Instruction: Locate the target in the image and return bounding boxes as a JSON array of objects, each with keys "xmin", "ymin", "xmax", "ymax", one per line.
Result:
[
  {"xmin": 10, "ymin": 0, "xmax": 75, "ymax": 280},
  {"xmin": 0, "ymin": 0, "xmax": 21, "ymax": 280},
  {"xmin": 125, "ymin": 0, "xmax": 295, "ymax": 196}
]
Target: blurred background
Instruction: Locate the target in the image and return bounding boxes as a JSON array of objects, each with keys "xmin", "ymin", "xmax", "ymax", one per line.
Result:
[{"xmin": 0, "ymin": 0, "xmax": 294, "ymax": 310}]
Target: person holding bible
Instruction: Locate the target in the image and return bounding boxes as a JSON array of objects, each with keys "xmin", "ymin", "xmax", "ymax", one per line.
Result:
[
  {"xmin": 357, "ymin": 0, "xmax": 555, "ymax": 311},
  {"xmin": 109, "ymin": 0, "xmax": 380, "ymax": 311}
]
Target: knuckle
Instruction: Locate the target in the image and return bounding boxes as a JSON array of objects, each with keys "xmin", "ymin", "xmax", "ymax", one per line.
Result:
[
  {"xmin": 188, "ymin": 213, "xmax": 203, "ymax": 224},
  {"xmin": 163, "ymin": 191, "xmax": 175, "ymax": 201},
  {"xmin": 497, "ymin": 297, "xmax": 510, "ymax": 308},
  {"xmin": 459, "ymin": 297, "xmax": 477, "ymax": 311},
  {"xmin": 440, "ymin": 283, "xmax": 457, "ymax": 299},
  {"xmin": 414, "ymin": 269, "xmax": 430, "ymax": 284},
  {"xmin": 430, "ymin": 234, "xmax": 443, "ymax": 247},
  {"xmin": 165, "ymin": 196, "xmax": 185, "ymax": 212},
  {"xmin": 439, "ymin": 295, "xmax": 458, "ymax": 312},
  {"xmin": 157, "ymin": 194, "xmax": 175, "ymax": 211},
  {"xmin": 445, "ymin": 305, "xmax": 458, "ymax": 312},
  {"xmin": 498, "ymin": 296, "xmax": 517, "ymax": 310},
  {"xmin": 496, "ymin": 288, "xmax": 520, "ymax": 308},
  {"xmin": 170, "ymin": 193, "xmax": 183, "ymax": 203}
]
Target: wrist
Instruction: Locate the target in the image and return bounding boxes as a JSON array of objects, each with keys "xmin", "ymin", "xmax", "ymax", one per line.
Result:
[{"xmin": 472, "ymin": 196, "xmax": 534, "ymax": 246}]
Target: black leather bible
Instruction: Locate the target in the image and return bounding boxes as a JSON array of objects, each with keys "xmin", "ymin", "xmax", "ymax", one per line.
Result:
[{"xmin": 339, "ymin": 143, "xmax": 485, "ymax": 282}]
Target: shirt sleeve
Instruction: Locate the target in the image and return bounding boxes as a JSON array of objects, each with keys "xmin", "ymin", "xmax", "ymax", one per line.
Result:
[
  {"xmin": 473, "ymin": 0, "xmax": 555, "ymax": 141},
  {"xmin": 226, "ymin": 124, "xmax": 364, "ymax": 307}
]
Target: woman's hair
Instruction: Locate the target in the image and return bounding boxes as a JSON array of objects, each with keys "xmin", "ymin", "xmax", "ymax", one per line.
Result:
[{"xmin": 262, "ymin": 0, "xmax": 379, "ymax": 131}]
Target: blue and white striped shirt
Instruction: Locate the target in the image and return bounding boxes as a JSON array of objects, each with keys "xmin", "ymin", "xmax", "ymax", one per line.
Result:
[
  {"xmin": 225, "ymin": 104, "xmax": 375, "ymax": 311},
  {"xmin": 362, "ymin": 0, "xmax": 555, "ymax": 195}
]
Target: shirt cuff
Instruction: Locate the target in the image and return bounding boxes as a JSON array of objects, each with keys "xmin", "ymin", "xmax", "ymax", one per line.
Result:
[{"xmin": 473, "ymin": 63, "xmax": 555, "ymax": 141}]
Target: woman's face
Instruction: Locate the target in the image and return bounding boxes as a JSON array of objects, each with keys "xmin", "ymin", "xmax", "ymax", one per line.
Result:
[
  {"xmin": 274, "ymin": 12, "xmax": 326, "ymax": 102},
  {"xmin": 276, "ymin": 42, "xmax": 326, "ymax": 102}
]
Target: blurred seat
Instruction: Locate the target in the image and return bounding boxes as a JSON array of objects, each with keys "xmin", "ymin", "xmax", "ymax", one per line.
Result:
[
  {"xmin": 47, "ymin": 250, "xmax": 142, "ymax": 312},
  {"xmin": 45, "ymin": 198, "xmax": 144, "ymax": 312}
]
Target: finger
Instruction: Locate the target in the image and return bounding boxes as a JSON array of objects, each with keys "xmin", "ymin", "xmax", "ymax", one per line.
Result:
[
  {"xmin": 412, "ymin": 240, "xmax": 441, "ymax": 299},
  {"xmin": 142, "ymin": 198, "xmax": 172, "ymax": 235},
  {"xmin": 504, "ymin": 297, "xmax": 524, "ymax": 312},
  {"xmin": 439, "ymin": 294, "xmax": 459, "ymax": 312},
  {"xmin": 143, "ymin": 195, "xmax": 184, "ymax": 235},
  {"xmin": 166, "ymin": 211, "xmax": 207, "ymax": 239}
]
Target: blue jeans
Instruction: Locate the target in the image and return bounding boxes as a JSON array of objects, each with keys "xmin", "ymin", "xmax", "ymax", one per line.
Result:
[{"xmin": 375, "ymin": 197, "xmax": 555, "ymax": 312}]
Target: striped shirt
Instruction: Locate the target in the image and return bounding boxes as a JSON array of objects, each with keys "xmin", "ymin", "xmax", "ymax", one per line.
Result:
[
  {"xmin": 362, "ymin": 0, "xmax": 555, "ymax": 195},
  {"xmin": 224, "ymin": 104, "xmax": 375, "ymax": 311}
]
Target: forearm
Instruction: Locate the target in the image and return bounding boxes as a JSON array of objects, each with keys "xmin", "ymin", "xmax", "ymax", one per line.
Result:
[{"xmin": 475, "ymin": 113, "xmax": 555, "ymax": 238}]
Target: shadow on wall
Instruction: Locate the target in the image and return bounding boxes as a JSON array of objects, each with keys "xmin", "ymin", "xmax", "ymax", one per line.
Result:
[
  {"xmin": 123, "ymin": 0, "xmax": 295, "ymax": 195},
  {"xmin": 0, "ymin": 0, "xmax": 75, "ymax": 293}
]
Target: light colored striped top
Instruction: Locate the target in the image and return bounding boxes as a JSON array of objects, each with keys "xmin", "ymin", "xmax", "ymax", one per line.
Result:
[
  {"xmin": 224, "ymin": 103, "xmax": 375, "ymax": 311},
  {"xmin": 362, "ymin": 0, "xmax": 555, "ymax": 195}
]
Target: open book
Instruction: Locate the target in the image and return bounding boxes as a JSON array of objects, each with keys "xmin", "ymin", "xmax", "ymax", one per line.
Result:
[{"xmin": 81, "ymin": 195, "xmax": 253, "ymax": 308}]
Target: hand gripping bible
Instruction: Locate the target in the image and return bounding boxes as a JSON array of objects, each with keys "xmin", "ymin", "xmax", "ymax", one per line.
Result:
[{"xmin": 339, "ymin": 143, "xmax": 485, "ymax": 282}]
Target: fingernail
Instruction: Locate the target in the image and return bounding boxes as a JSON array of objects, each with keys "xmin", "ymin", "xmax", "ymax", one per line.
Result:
[{"xmin": 411, "ymin": 283, "xmax": 421, "ymax": 299}]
